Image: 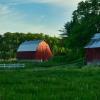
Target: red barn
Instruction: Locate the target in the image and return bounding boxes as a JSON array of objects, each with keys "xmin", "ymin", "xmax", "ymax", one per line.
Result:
[
  {"xmin": 85, "ymin": 33, "xmax": 100, "ymax": 65},
  {"xmin": 17, "ymin": 40, "xmax": 53, "ymax": 61}
]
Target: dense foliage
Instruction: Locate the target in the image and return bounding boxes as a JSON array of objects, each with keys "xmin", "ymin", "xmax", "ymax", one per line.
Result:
[
  {"xmin": 62, "ymin": 0, "xmax": 100, "ymax": 59},
  {"xmin": 0, "ymin": 32, "xmax": 65, "ymax": 60}
]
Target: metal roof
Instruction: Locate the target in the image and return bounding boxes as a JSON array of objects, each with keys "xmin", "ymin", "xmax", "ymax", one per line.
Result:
[
  {"xmin": 85, "ymin": 33, "xmax": 100, "ymax": 48},
  {"xmin": 91, "ymin": 33, "xmax": 100, "ymax": 39},
  {"xmin": 17, "ymin": 40, "xmax": 42, "ymax": 52}
]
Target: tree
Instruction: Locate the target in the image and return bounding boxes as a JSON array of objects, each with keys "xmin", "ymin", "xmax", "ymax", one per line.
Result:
[{"xmin": 62, "ymin": 0, "xmax": 100, "ymax": 58}]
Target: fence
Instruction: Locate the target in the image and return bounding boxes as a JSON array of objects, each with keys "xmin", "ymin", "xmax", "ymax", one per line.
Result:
[{"xmin": 0, "ymin": 64, "xmax": 25, "ymax": 68}]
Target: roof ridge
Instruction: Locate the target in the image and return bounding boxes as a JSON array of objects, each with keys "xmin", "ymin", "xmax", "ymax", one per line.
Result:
[{"xmin": 17, "ymin": 40, "xmax": 43, "ymax": 52}]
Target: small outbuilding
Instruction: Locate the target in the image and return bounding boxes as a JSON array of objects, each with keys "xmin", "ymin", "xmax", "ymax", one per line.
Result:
[
  {"xmin": 17, "ymin": 40, "xmax": 53, "ymax": 61},
  {"xmin": 85, "ymin": 33, "xmax": 100, "ymax": 65}
]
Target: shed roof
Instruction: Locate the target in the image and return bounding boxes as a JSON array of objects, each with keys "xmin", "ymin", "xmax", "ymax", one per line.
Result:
[
  {"xmin": 85, "ymin": 33, "xmax": 100, "ymax": 48},
  {"xmin": 91, "ymin": 33, "xmax": 100, "ymax": 40},
  {"xmin": 17, "ymin": 40, "xmax": 42, "ymax": 52}
]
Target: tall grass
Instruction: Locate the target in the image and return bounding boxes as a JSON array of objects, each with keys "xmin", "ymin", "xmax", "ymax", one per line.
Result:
[{"xmin": 0, "ymin": 67, "xmax": 100, "ymax": 100}]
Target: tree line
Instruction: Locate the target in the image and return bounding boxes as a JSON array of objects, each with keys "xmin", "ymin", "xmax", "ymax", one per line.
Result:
[{"xmin": 0, "ymin": 32, "xmax": 66, "ymax": 60}]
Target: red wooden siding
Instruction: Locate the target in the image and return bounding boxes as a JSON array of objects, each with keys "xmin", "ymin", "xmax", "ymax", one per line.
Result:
[
  {"xmin": 17, "ymin": 51, "xmax": 36, "ymax": 60},
  {"xmin": 35, "ymin": 41, "xmax": 53, "ymax": 60},
  {"xmin": 86, "ymin": 48, "xmax": 100, "ymax": 62}
]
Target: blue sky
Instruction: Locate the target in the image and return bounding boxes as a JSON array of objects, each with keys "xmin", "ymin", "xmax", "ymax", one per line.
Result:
[{"xmin": 0, "ymin": 0, "xmax": 83, "ymax": 36}]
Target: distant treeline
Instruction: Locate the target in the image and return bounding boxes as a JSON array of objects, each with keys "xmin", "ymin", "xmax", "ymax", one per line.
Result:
[{"xmin": 0, "ymin": 32, "xmax": 66, "ymax": 60}]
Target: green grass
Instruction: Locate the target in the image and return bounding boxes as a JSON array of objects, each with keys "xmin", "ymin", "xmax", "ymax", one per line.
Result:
[
  {"xmin": 0, "ymin": 66, "xmax": 100, "ymax": 100},
  {"xmin": 0, "ymin": 57, "xmax": 85, "ymax": 68}
]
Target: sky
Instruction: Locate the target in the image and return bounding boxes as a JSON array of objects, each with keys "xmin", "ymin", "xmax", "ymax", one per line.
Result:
[{"xmin": 0, "ymin": 0, "xmax": 84, "ymax": 36}]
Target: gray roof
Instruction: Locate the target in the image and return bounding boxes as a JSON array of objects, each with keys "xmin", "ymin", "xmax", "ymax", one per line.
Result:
[
  {"xmin": 85, "ymin": 33, "xmax": 100, "ymax": 48},
  {"xmin": 91, "ymin": 33, "xmax": 100, "ymax": 40},
  {"xmin": 17, "ymin": 40, "xmax": 43, "ymax": 52}
]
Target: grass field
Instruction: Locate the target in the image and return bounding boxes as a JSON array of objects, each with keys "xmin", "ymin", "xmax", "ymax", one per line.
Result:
[{"xmin": 0, "ymin": 66, "xmax": 100, "ymax": 100}]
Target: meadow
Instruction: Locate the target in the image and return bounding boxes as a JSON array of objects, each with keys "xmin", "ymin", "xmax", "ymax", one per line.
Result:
[{"xmin": 0, "ymin": 65, "xmax": 100, "ymax": 100}]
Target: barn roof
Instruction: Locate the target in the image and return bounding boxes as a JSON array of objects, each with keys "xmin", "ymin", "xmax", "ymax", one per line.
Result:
[
  {"xmin": 17, "ymin": 40, "xmax": 43, "ymax": 52},
  {"xmin": 91, "ymin": 33, "xmax": 100, "ymax": 40},
  {"xmin": 85, "ymin": 33, "xmax": 100, "ymax": 48}
]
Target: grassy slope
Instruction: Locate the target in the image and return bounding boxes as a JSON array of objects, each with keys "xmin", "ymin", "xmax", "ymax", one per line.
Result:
[{"xmin": 0, "ymin": 67, "xmax": 100, "ymax": 100}]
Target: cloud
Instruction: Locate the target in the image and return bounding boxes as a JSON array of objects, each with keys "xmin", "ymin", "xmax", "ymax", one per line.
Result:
[
  {"xmin": 5, "ymin": 0, "xmax": 83, "ymax": 7},
  {"xmin": 0, "ymin": 4, "xmax": 24, "ymax": 33},
  {"xmin": 0, "ymin": 4, "xmax": 58, "ymax": 36},
  {"xmin": 33, "ymin": 0, "xmax": 82, "ymax": 6},
  {"xmin": 0, "ymin": 4, "xmax": 11, "ymax": 16},
  {"xmin": 0, "ymin": 0, "xmax": 84, "ymax": 36},
  {"xmin": 0, "ymin": 4, "xmax": 22, "ymax": 20}
]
